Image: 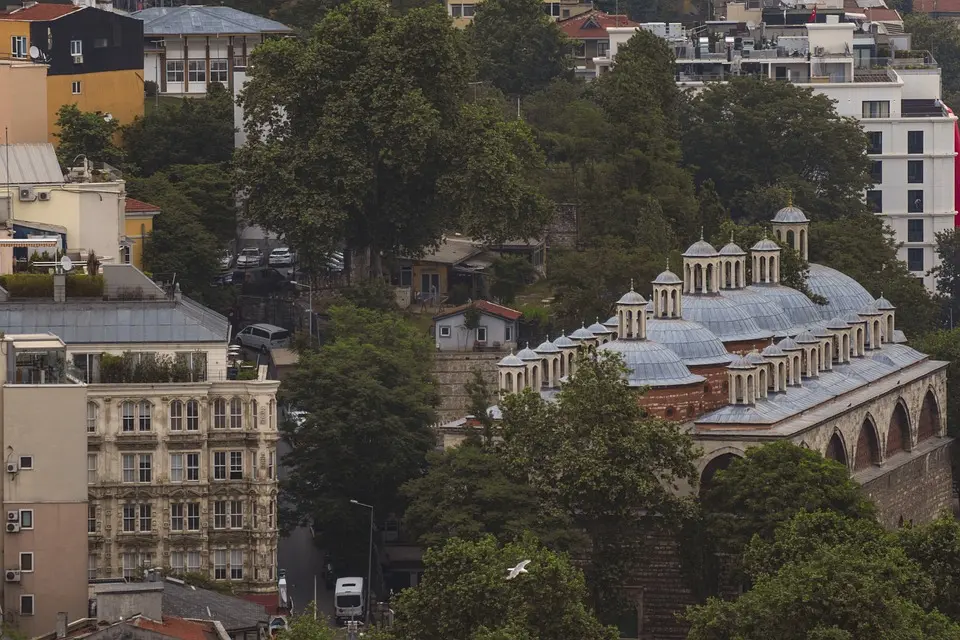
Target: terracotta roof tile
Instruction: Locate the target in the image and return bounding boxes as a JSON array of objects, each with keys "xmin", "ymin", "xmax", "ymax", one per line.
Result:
[
  {"xmin": 125, "ymin": 197, "xmax": 161, "ymax": 213},
  {"xmin": 558, "ymin": 9, "xmax": 638, "ymax": 40},
  {"xmin": 911, "ymin": 0, "xmax": 960, "ymax": 11},
  {"xmin": 134, "ymin": 616, "xmax": 218, "ymax": 640},
  {"xmin": 0, "ymin": 4, "xmax": 83, "ymax": 21},
  {"xmin": 434, "ymin": 300, "xmax": 522, "ymax": 322},
  {"xmin": 240, "ymin": 593, "xmax": 284, "ymax": 615}
]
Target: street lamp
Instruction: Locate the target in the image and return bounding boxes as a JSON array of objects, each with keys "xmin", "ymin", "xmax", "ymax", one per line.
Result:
[{"xmin": 349, "ymin": 499, "xmax": 374, "ymax": 625}]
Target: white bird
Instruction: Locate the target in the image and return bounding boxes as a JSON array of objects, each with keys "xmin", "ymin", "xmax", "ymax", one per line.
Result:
[{"xmin": 505, "ymin": 560, "xmax": 531, "ymax": 580}]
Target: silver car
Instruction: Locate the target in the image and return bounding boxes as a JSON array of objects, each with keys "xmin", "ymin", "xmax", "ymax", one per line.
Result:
[
  {"xmin": 236, "ymin": 247, "xmax": 263, "ymax": 268},
  {"xmin": 269, "ymin": 247, "xmax": 295, "ymax": 266}
]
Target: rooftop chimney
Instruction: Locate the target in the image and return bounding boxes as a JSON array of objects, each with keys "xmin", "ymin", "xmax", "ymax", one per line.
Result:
[{"xmin": 56, "ymin": 612, "xmax": 68, "ymax": 639}]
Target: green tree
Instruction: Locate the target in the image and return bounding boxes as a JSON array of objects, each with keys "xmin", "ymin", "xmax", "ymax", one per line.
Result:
[
  {"xmin": 898, "ymin": 511, "xmax": 960, "ymax": 621},
  {"xmin": 279, "ymin": 304, "xmax": 439, "ymax": 569},
  {"xmin": 913, "ymin": 329, "xmax": 960, "ymax": 437},
  {"xmin": 488, "ymin": 255, "xmax": 537, "ymax": 304},
  {"xmin": 932, "ymin": 228, "xmax": 960, "ymax": 322},
  {"xmin": 466, "ymin": 0, "xmax": 572, "ymax": 97},
  {"xmin": 158, "ymin": 164, "xmax": 237, "ymax": 244},
  {"xmin": 235, "ymin": 0, "xmax": 552, "ymax": 277},
  {"xmin": 500, "ymin": 350, "xmax": 699, "ymax": 617},
  {"xmin": 904, "ymin": 14, "xmax": 960, "ymax": 106},
  {"xmin": 682, "ymin": 77, "xmax": 872, "ymax": 223},
  {"xmin": 123, "ymin": 84, "xmax": 234, "ymax": 176},
  {"xmin": 276, "ymin": 602, "xmax": 336, "ymax": 640},
  {"xmin": 697, "ymin": 180, "xmax": 730, "ymax": 243},
  {"xmin": 390, "ymin": 535, "xmax": 617, "ymax": 640},
  {"xmin": 53, "ymin": 104, "xmax": 122, "ymax": 168}
]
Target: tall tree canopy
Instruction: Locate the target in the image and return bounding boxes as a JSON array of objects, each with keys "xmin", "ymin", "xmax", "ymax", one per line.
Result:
[
  {"xmin": 235, "ymin": 0, "xmax": 552, "ymax": 275},
  {"xmin": 279, "ymin": 304, "xmax": 439, "ymax": 569},
  {"xmin": 390, "ymin": 535, "xmax": 617, "ymax": 640},
  {"xmin": 53, "ymin": 104, "xmax": 123, "ymax": 168},
  {"xmin": 466, "ymin": 0, "xmax": 572, "ymax": 97},
  {"xmin": 682, "ymin": 77, "xmax": 872, "ymax": 223}
]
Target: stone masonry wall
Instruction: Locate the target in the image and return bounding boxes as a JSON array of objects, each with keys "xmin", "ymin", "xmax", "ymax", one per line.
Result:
[
  {"xmin": 432, "ymin": 352, "xmax": 504, "ymax": 423},
  {"xmin": 861, "ymin": 438, "xmax": 954, "ymax": 527},
  {"xmin": 547, "ymin": 203, "xmax": 579, "ymax": 249}
]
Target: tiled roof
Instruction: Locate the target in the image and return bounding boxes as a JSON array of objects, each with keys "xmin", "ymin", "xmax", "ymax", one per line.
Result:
[
  {"xmin": 0, "ymin": 3, "xmax": 82, "ymax": 21},
  {"xmin": 133, "ymin": 5, "xmax": 292, "ymax": 35},
  {"xmin": 125, "ymin": 197, "xmax": 161, "ymax": 213},
  {"xmin": 0, "ymin": 143, "xmax": 64, "ymax": 185},
  {"xmin": 134, "ymin": 616, "xmax": 219, "ymax": 640},
  {"xmin": 558, "ymin": 9, "xmax": 638, "ymax": 39},
  {"xmin": 913, "ymin": 0, "xmax": 960, "ymax": 12},
  {"xmin": 434, "ymin": 300, "xmax": 522, "ymax": 322},
  {"xmin": 240, "ymin": 593, "xmax": 285, "ymax": 615},
  {"xmin": 162, "ymin": 579, "xmax": 268, "ymax": 631}
]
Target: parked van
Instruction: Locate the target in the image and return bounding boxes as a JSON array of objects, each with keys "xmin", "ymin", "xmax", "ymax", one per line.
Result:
[
  {"xmin": 335, "ymin": 577, "xmax": 364, "ymax": 624},
  {"xmin": 235, "ymin": 323, "xmax": 291, "ymax": 352}
]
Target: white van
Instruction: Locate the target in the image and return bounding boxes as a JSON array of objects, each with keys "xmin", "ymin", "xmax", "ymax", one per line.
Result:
[
  {"xmin": 235, "ymin": 324, "xmax": 291, "ymax": 352},
  {"xmin": 335, "ymin": 577, "xmax": 364, "ymax": 623}
]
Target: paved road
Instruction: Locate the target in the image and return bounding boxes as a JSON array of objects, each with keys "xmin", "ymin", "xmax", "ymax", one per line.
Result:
[{"xmin": 276, "ymin": 436, "xmax": 335, "ymax": 618}]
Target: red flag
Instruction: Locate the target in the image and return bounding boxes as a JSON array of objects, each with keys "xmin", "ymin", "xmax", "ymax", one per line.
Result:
[{"xmin": 808, "ymin": 5, "xmax": 817, "ymax": 21}]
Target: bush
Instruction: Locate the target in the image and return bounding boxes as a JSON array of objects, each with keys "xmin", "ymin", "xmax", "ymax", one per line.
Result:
[
  {"xmin": 66, "ymin": 274, "xmax": 104, "ymax": 297},
  {"xmin": 98, "ymin": 351, "xmax": 204, "ymax": 384},
  {"xmin": 0, "ymin": 274, "xmax": 53, "ymax": 297}
]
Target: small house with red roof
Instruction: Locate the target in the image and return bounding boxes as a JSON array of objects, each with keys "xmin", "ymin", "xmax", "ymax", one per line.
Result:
[
  {"xmin": 125, "ymin": 197, "xmax": 161, "ymax": 268},
  {"xmin": 433, "ymin": 300, "xmax": 522, "ymax": 352},
  {"xmin": 558, "ymin": 9, "xmax": 638, "ymax": 72}
]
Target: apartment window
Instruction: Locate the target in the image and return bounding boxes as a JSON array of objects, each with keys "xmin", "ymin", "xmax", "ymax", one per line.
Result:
[
  {"xmin": 19, "ymin": 595, "xmax": 34, "ymax": 616},
  {"xmin": 10, "ymin": 36, "xmax": 27, "ymax": 59},
  {"xmin": 171, "ymin": 503, "xmax": 184, "ymax": 531},
  {"xmin": 87, "ymin": 401, "xmax": 99, "ymax": 433},
  {"xmin": 170, "ymin": 400, "xmax": 184, "ymax": 431},
  {"xmin": 210, "ymin": 59, "xmax": 228, "ymax": 83},
  {"xmin": 186, "ymin": 453, "xmax": 199, "ymax": 481},
  {"xmin": 543, "ymin": 2, "xmax": 560, "ymax": 15},
  {"xmin": 70, "ymin": 39, "xmax": 82, "ymax": 56},
  {"xmin": 139, "ymin": 504, "xmax": 152, "ymax": 532},
  {"xmin": 476, "ymin": 326, "xmax": 487, "ymax": 343},
  {"xmin": 866, "ymin": 190, "xmax": 882, "ymax": 213},
  {"xmin": 598, "ymin": 40, "xmax": 610, "ymax": 57},
  {"xmin": 88, "ymin": 554, "xmax": 98, "ymax": 580},
  {"xmin": 188, "ymin": 59, "xmax": 206, "ymax": 83},
  {"xmin": 122, "ymin": 453, "xmax": 135, "ymax": 483},
  {"xmin": 171, "ymin": 550, "xmax": 184, "ymax": 572},
  {"xmin": 170, "ymin": 453, "xmax": 185, "ymax": 482},
  {"xmin": 71, "ymin": 81, "xmax": 81, "ymax": 95},
  {"xmin": 214, "ymin": 399, "xmax": 227, "ymax": 429},
  {"xmin": 908, "ymin": 190, "xmax": 924, "ymax": 213},
  {"xmin": 187, "ymin": 551, "xmax": 200, "ymax": 572},
  {"xmin": 230, "ymin": 500, "xmax": 244, "ymax": 529},
  {"xmin": 908, "ymin": 130, "xmax": 924, "ymax": 154},
  {"xmin": 214, "ymin": 501, "xmax": 227, "ymax": 529},
  {"xmin": 186, "ymin": 503, "xmax": 200, "ymax": 531},
  {"xmin": 122, "ymin": 401, "xmax": 135, "ymax": 432},
  {"xmin": 139, "ymin": 454, "xmax": 152, "ymax": 482},
  {"xmin": 230, "ymin": 549, "xmax": 244, "ymax": 580},
  {"xmin": 88, "ymin": 504, "xmax": 96, "ymax": 533},
  {"xmin": 252, "ymin": 451, "xmax": 258, "ymax": 479},
  {"xmin": 122, "ymin": 552, "xmax": 152, "ymax": 580},
  {"xmin": 19, "ymin": 456, "xmax": 32, "ymax": 470},
  {"xmin": 866, "ymin": 131, "xmax": 882, "ymax": 154},
  {"xmin": 268, "ymin": 450, "xmax": 275, "ymax": 479},
  {"xmin": 19, "ymin": 552, "xmax": 33, "ymax": 572},
  {"xmin": 186, "ymin": 400, "xmax": 199, "ymax": 431},
  {"xmin": 230, "ymin": 397, "xmax": 243, "ymax": 429},
  {"xmin": 251, "ymin": 399, "xmax": 258, "ymax": 427},
  {"xmin": 214, "ymin": 549, "xmax": 227, "ymax": 580},
  {"xmin": 450, "ymin": 3, "xmax": 474, "ymax": 16},
  {"xmin": 573, "ymin": 41, "xmax": 586, "ymax": 58},
  {"xmin": 122, "ymin": 504, "xmax": 135, "ymax": 532},
  {"xmin": 19, "ymin": 510, "xmax": 32, "ymax": 530},
  {"xmin": 908, "ymin": 160, "xmax": 924, "ymax": 184},
  {"xmin": 908, "ymin": 219, "xmax": 924, "ymax": 243},
  {"xmin": 908, "ymin": 248, "xmax": 924, "ymax": 272},
  {"xmin": 230, "ymin": 451, "xmax": 243, "ymax": 479},
  {"xmin": 138, "ymin": 400, "xmax": 152, "ymax": 431},
  {"xmin": 87, "ymin": 453, "xmax": 97, "ymax": 485},
  {"xmin": 166, "ymin": 60, "xmax": 184, "ymax": 83},
  {"xmin": 214, "ymin": 451, "xmax": 226, "ymax": 480},
  {"xmin": 870, "ymin": 160, "xmax": 882, "ymax": 184},
  {"xmin": 862, "ymin": 101, "xmax": 890, "ymax": 118}
]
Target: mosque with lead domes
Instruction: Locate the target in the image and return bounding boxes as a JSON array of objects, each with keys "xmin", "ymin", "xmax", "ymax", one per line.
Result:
[{"xmin": 444, "ymin": 206, "xmax": 953, "ymax": 527}]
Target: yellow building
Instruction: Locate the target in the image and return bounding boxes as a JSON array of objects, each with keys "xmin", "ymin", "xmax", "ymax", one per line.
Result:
[{"xmin": 123, "ymin": 197, "xmax": 160, "ymax": 269}]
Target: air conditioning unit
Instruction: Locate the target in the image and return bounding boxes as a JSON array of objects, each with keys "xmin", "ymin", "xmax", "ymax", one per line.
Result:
[
  {"xmin": 5, "ymin": 523, "xmax": 19, "ymax": 534},
  {"xmin": 6, "ymin": 462, "xmax": 17, "ymax": 474},
  {"xmin": 6, "ymin": 511, "xmax": 18, "ymax": 523},
  {"xmin": 37, "ymin": 191, "xmax": 51, "ymax": 202},
  {"xmin": 18, "ymin": 187, "xmax": 33, "ymax": 202},
  {"xmin": 5, "ymin": 570, "xmax": 20, "ymax": 583},
  {"xmin": 73, "ymin": 54, "xmax": 83, "ymax": 64}
]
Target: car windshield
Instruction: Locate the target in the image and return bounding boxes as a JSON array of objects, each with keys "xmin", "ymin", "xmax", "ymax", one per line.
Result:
[
  {"xmin": 241, "ymin": 248, "xmax": 259, "ymax": 255},
  {"xmin": 272, "ymin": 249, "xmax": 289, "ymax": 254},
  {"xmin": 337, "ymin": 595, "xmax": 361, "ymax": 608}
]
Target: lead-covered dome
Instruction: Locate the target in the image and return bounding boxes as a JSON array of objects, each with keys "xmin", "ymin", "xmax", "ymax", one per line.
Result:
[
  {"xmin": 720, "ymin": 287, "xmax": 795, "ymax": 335},
  {"xmin": 772, "ymin": 205, "xmax": 810, "ymax": 223},
  {"xmin": 719, "ymin": 241, "xmax": 746, "ymax": 256},
  {"xmin": 646, "ymin": 318, "xmax": 735, "ymax": 366},
  {"xmin": 683, "ymin": 239, "xmax": 719, "ymax": 257},
  {"xmin": 653, "ymin": 269, "xmax": 682, "ymax": 285},
  {"xmin": 752, "ymin": 284, "xmax": 824, "ymax": 326},
  {"xmin": 806, "ymin": 264, "xmax": 874, "ymax": 320},
  {"xmin": 683, "ymin": 295, "xmax": 772, "ymax": 342},
  {"xmin": 598, "ymin": 340, "xmax": 704, "ymax": 387}
]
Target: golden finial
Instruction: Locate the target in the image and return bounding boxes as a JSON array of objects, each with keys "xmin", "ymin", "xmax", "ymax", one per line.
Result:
[{"xmin": 787, "ymin": 190, "xmax": 793, "ymax": 207}]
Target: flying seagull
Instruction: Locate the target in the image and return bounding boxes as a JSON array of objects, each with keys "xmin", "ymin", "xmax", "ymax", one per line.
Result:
[{"xmin": 506, "ymin": 560, "xmax": 531, "ymax": 580}]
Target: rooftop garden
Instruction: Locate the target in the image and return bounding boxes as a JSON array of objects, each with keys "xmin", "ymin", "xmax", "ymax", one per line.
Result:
[{"xmin": 0, "ymin": 273, "xmax": 105, "ymax": 298}]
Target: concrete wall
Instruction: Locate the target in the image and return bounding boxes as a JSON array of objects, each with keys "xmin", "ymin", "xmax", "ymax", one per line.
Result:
[
  {"xmin": 432, "ymin": 352, "xmax": 501, "ymax": 423},
  {"xmin": 434, "ymin": 313, "xmax": 515, "ymax": 352},
  {"xmin": 95, "ymin": 585, "xmax": 162, "ymax": 622}
]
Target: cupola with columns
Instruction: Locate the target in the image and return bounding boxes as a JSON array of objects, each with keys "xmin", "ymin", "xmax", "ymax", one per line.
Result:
[
  {"xmin": 497, "ymin": 352, "xmax": 526, "ymax": 395},
  {"xmin": 771, "ymin": 197, "xmax": 810, "ymax": 261},
  {"xmin": 553, "ymin": 332, "xmax": 578, "ymax": 379},
  {"xmin": 534, "ymin": 337, "xmax": 562, "ymax": 388},
  {"xmin": 718, "ymin": 233, "xmax": 747, "ymax": 290},
  {"xmin": 813, "ymin": 325, "xmax": 835, "ymax": 372},
  {"xmin": 875, "ymin": 295, "xmax": 896, "ymax": 342},
  {"xmin": 616, "ymin": 281, "xmax": 648, "ymax": 339},
  {"xmin": 761, "ymin": 340, "xmax": 789, "ymax": 392},
  {"xmin": 586, "ymin": 319, "xmax": 614, "ymax": 345},
  {"xmin": 682, "ymin": 231, "xmax": 720, "ymax": 295},
  {"xmin": 569, "ymin": 323, "xmax": 598, "ymax": 348},
  {"xmin": 750, "ymin": 234, "xmax": 781, "ymax": 285},
  {"xmin": 727, "ymin": 355, "xmax": 762, "ymax": 405},
  {"xmin": 858, "ymin": 301, "xmax": 884, "ymax": 351},
  {"xmin": 777, "ymin": 337, "xmax": 803, "ymax": 386},
  {"xmin": 794, "ymin": 329, "xmax": 821, "ymax": 378},
  {"xmin": 825, "ymin": 317, "xmax": 852, "ymax": 364},
  {"xmin": 516, "ymin": 344, "xmax": 542, "ymax": 390},
  {"xmin": 652, "ymin": 263, "xmax": 683, "ymax": 318},
  {"xmin": 842, "ymin": 311, "xmax": 868, "ymax": 357}
]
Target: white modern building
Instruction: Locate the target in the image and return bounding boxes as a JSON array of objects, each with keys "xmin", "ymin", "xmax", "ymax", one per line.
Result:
[{"xmin": 595, "ymin": 15, "xmax": 957, "ymax": 292}]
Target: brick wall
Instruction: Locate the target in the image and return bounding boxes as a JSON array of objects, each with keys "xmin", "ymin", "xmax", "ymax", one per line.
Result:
[
  {"xmin": 723, "ymin": 338, "xmax": 772, "ymax": 355},
  {"xmin": 692, "ymin": 365, "xmax": 730, "ymax": 412},
  {"xmin": 432, "ymin": 352, "xmax": 504, "ymax": 422},
  {"xmin": 639, "ymin": 383, "xmax": 705, "ymax": 420},
  {"xmin": 861, "ymin": 438, "xmax": 954, "ymax": 527}
]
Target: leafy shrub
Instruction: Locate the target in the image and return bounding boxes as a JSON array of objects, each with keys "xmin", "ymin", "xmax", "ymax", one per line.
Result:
[
  {"xmin": 66, "ymin": 274, "xmax": 104, "ymax": 297},
  {"xmin": 0, "ymin": 274, "xmax": 53, "ymax": 297}
]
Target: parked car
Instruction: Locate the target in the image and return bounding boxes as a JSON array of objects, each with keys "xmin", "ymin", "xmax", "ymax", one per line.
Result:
[
  {"xmin": 236, "ymin": 247, "xmax": 264, "ymax": 268},
  {"xmin": 269, "ymin": 247, "xmax": 295, "ymax": 267},
  {"xmin": 325, "ymin": 251, "xmax": 344, "ymax": 272},
  {"xmin": 218, "ymin": 249, "xmax": 233, "ymax": 270},
  {"xmin": 235, "ymin": 323, "xmax": 291, "ymax": 352}
]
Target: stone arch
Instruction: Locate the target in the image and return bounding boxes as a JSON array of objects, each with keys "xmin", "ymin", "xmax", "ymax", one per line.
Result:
[
  {"xmin": 504, "ymin": 371, "xmax": 513, "ymax": 392},
  {"xmin": 777, "ymin": 361, "xmax": 787, "ymax": 389},
  {"xmin": 825, "ymin": 431, "xmax": 848, "ymax": 469},
  {"xmin": 842, "ymin": 333, "xmax": 850, "ymax": 361},
  {"xmin": 735, "ymin": 260, "xmax": 742, "ymax": 288},
  {"xmin": 659, "ymin": 289, "xmax": 668, "ymax": 315},
  {"xmin": 792, "ymin": 355, "xmax": 800, "ymax": 384},
  {"xmin": 887, "ymin": 400, "xmax": 911, "ymax": 456},
  {"xmin": 566, "ymin": 351, "xmax": 575, "ymax": 377},
  {"xmin": 515, "ymin": 370, "xmax": 525, "ymax": 392},
  {"xmin": 706, "ymin": 263, "xmax": 715, "ymax": 292},
  {"xmin": 760, "ymin": 255, "xmax": 767, "ymax": 281},
  {"xmin": 530, "ymin": 364, "xmax": 539, "ymax": 390},
  {"xmin": 918, "ymin": 389, "xmax": 941, "ymax": 442},
  {"xmin": 886, "ymin": 314, "xmax": 894, "ymax": 340},
  {"xmin": 799, "ymin": 228, "xmax": 807, "ymax": 258},
  {"xmin": 724, "ymin": 261, "xmax": 732, "ymax": 289},
  {"xmin": 775, "ymin": 228, "xmax": 783, "ymax": 241},
  {"xmin": 758, "ymin": 368, "xmax": 767, "ymax": 396},
  {"xmin": 552, "ymin": 358, "xmax": 560, "ymax": 387},
  {"xmin": 694, "ymin": 264, "xmax": 704, "ymax": 292},
  {"xmin": 670, "ymin": 289, "xmax": 679, "ymax": 316},
  {"xmin": 787, "ymin": 229, "xmax": 795, "ymax": 248},
  {"xmin": 699, "ymin": 449, "xmax": 745, "ymax": 495},
  {"xmin": 854, "ymin": 416, "xmax": 881, "ymax": 471},
  {"xmin": 734, "ymin": 375, "xmax": 744, "ymax": 402}
]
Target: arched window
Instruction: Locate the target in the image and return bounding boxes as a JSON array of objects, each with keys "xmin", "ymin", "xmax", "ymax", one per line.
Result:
[
  {"xmin": 186, "ymin": 400, "xmax": 200, "ymax": 431},
  {"xmin": 800, "ymin": 228, "xmax": 807, "ymax": 257},
  {"xmin": 505, "ymin": 372, "xmax": 513, "ymax": 391},
  {"xmin": 665, "ymin": 406, "xmax": 675, "ymax": 418},
  {"xmin": 137, "ymin": 400, "xmax": 151, "ymax": 432},
  {"xmin": 87, "ymin": 401, "xmax": 99, "ymax": 434},
  {"xmin": 530, "ymin": 365, "xmax": 539, "ymax": 390},
  {"xmin": 121, "ymin": 401, "xmax": 135, "ymax": 432},
  {"xmin": 758, "ymin": 368, "xmax": 767, "ymax": 394},
  {"xmin": 724, "ymin": 262, "xmax": 732, "ymax": 288},
  {"xmin": 854, "ymin": 418, "xmax": 881, "ymax": 471},
  {"xmin": 760, "ymin": 255, "xmax": 767, "ymax": 281},
  {"xmin": 694, "ymin": 264, "xmax": 703, "ymax": 292},
  {"xmin": 670, "ymin": 289, "xmax": 678, "ymax": 316},
  {"xmin": 213, "ymin": 398, "xmax": 227, "ymax": 429},
  {"xmin": 706, "ymin": 263, "xmax": 715, "ymax": 292},
  {"xmin": 700, "ymin": 453, "xmax": 741, "ymax": 495},
  {"xmin": 918, "ymin": 390, "xmax": 940, "ymax": 442},
  {"xmin": 230, "ymin": 398, "xmax": 243, "ymax": 429},
  {"xmin": 735, "ymin": 375, "xmax": 744, "ymax": 402},
  {"xmin": 170, "ymin": 400, "xmax": 184, "ymax": 431},
  {"xmin": 825, "ymin": 432, "xmax": 847, "ymax": 468},
  {"xmin": 887, "ymin": 401, "xmax": 910, "ymax": 456},
  {"xmin": 787, "ymin": 229, "xmax": 795, "ymax": 248},
  {"xmin": 251, "ymin": 399, "xmax": 259, "ymax": 427}
]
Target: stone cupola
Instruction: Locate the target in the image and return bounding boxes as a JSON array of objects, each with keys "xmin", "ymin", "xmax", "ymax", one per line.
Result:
[
  {"xmin": 516, "ymin": 343, "xmax": 542, "ymax": 389},
  {"xmin": 616, "ymin": 281, "xmax": 648, "ymax": 340},
  {"xmin": 750, "ymin": 234, "xmax": 781, "ymax": 285},
  {"xmin": 857, "ymin": 301, "xmax": 884, "ymax": 351},
  {"xmin": 586, "ymin": 319, "xmax": 614, "ymax": 345},
  {"xmin": 761, "ymin": 340, "xmax": 789, "ymax": 392},
  {"xmin": 497, "ymin": 352, "xmax": 526, "ymax": 395},
  {"xmin": 777, "ymin": 336, "xmax": 803, "ymax": 386},
  {"xmin": 651, "ymin": 263, "xmax": 683, "ymax": 319},
  {"xmin": 553, "ymin": 332, "xmax": 578, "ymax": 379},
  {"xmin": 718, "ymin": 233, "xmax": 747, "ymax": 290},
  {"xmin": 825, "ymin": 316, "xmax": 852, "ymax": 364},
  {"xmin": 682, "ymin": 230, "xmax": 720, "ymax": 295},
  {"xmin": 875, "ymin": 294, "xmax": 896, "ymax": 343},
  {"xmin": 534, "ymin": 337, "xmax": 561, "ymax": 388},
  {"xmin": 727, "ymin": 355, "xmax": 760, "ymax": 405},
  {"xmin": 771, "ymin": 197, "xmax": 810, "ymax": 261}
]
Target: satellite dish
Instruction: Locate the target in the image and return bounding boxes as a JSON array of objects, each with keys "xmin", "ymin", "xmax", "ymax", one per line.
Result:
[
  {"xmin": 28, "ymin": 45, "xmax": 40, "ymax": 60},
  {"xmin": 60, "ymin": 255, "xmax": 73, "ymax": 272}
]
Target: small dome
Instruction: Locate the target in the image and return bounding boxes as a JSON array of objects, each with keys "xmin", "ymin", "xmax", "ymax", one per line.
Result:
[
  {"xmin": 516, "ymin": 345, "xmax": 540, "ymax": 360},
  {"xmin": 587, "ymin": 320, "xmax": 612, "ymax": 335},
  {"xmin": 728, "ymin": 355, "xmax": 756, "ymax": 370},
  {"xmin": 752, "ymin": 284, "xmax": 824, "ymax": 326},
  {"xmin": 682, "ymin": 295, "xmax": 772, "ymax": 342},
  {"xmin": 652, "ymin": 269, "xmax": 682, "ymax": 285},
  {"xmin": 498, "ymin": 353, "xmax": 525, "ymax": 367},
  {"xmin": 746, "ymin": 350, "xmax": 767, "ymax": 365},
  {"xmin": 795, "ymin": 330, "xmax": 819, "ymax": 344},
  {"xmin": 534, "ymin": 338, "xmax": 559, "ymax": 354},
  {"xmin": 825, "ymin": 316, "xmax": 850, "ymax": 330},
  {"xmin": 598, "ymin": 340, "xmax": 704, "ymax": 387},
  {"xmin": 719, "ymin": 242, "xmax": 746, "ymax": 256},
  {"xmin": 814, "ymin": 325, "xmax": 833, "ymax": 338},
  {"xmin": 842, "ymin": 311, "xmax": 867, "ymax": 324},
  {"xmin": 876, "ymin": 296, "xmax": 896, "ymax": 311},
  {"xmin": 778, "ymin": 337, "xmax": 801, "ymax": 350},
  {"xmin": 751, "ymin": 237, "xmax": 780, "ymax": 252},
  {"xmin": 683, "ymin": 239, "xmax": 719, "ymax": 257},
  {"xmin": 772, "ymin": 205, "xmax": 810, "ymax": 224},
  {"xmin": 858, "ymin": 301, "xmax": 882, "ymax": 315},
  {"xmin": 603, "ymin": 316, "xmax": 618, "ymax": 329},
  {"xmin": 762, "ymin": 342, "xmax": 786, "ymax": 357},
  {"xmin": 646, "ymin": 318, "xmax": 735, "ymax": 366},
  {"xmin": 617, "ymin": 289, "xmax": 647, "ymax": 305},
  {"xmin": 720, "ymin": 288, "xmax": 795, "ymax": 334},
  {"xmin": 569, "ymin": 324, "xmax": 596, "ymax": 341},
  {"xmin": 553, "ymin": 333, "xmax": 577, "ymax": 349},
  {"xmin": 806, "ymin": 264, "xmax": 874, "ymax": 321}
]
